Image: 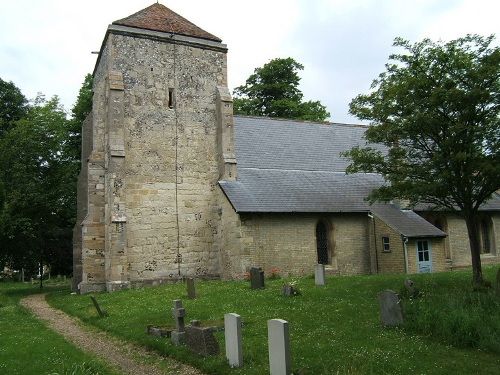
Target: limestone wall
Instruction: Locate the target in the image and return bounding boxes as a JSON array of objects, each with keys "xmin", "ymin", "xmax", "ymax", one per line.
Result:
[
  {"xmin": 76, "ymin": 25, "xmax": 229, "ymax": 292},
  {"xmin": 229, "ymin": 212, "xmax": 373, "ymax": 278}
]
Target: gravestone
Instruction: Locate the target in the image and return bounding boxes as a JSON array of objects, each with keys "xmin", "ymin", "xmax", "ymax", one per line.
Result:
[
  {"xmin": 224, "ymin": 313, "xmax": 243, "ymax": 368},
  {"xmin": 378, "ymin": 290, "xmax": 403, "ymax": 327},
  {"xmin": 314, "ymin": 264, "xmax": 326, "ymax": 286},
  {"xmin": 185, "ymin": 320, "xmax": 220, "ymax": 356},
  {"xmin": 90, "ymin": 295, "xmax": 104, "ymax": 318},
  {"xmin": 268, "ymin": 319, "xmax": 291, "ymax": 375},
  {"xmin": 171, "ymin": 299, "xmax": 186, "ymax": 345},
  {"xmin": 280, "ymin": 284, "xmax": 295, "ymax": 296},
  {"xmin": 250, "ymin": 266, "xmax": 265, "ymax": 289},
  {"xmin": 496, "ymin": 268, "xmax": 500, "ymax": 297},
  {"xmin": 187, "ymin": 278, "xmax": 196, "ymax": 299},
  {"xmin": 404, "ymin": 278, "xmax": 419, "ymax": 298}
]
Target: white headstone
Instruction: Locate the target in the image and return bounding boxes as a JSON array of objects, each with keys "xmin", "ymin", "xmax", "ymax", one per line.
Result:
[
  {"xmin": 267, "ymin": 319, "xmax": 291, "ymax": 375},
  {"xmin": 224, "ymin": 313, "xmax": 243, "ymax": 368},
  {"xmin": 314, "ymin": 264, "xmax": 326, "ymax": 285}
]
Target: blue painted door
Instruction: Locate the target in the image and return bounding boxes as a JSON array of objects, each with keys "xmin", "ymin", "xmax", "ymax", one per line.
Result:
[{"xmin": 416, "ymin": 240, "xmax": 432, "ymax": 273}]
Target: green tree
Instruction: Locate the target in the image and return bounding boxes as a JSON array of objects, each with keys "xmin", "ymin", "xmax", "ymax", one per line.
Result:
[
  {"xmin": 0, "ymin": 95, "xmax": 76, "ymax": 276},
  {"xmin": 0, "ymin": 77, "xmax": 28, "ymax": 137},
  {"xmin": 233, "ymin": 57, "xmax": 330, "ymax": 121},
  {"xmin": 68, "ymin": 74, "xmax": 93, "ymax": 162},
  {"xmin": 343, "ymin": 35, "xmax": 500, "ymax": 285}
]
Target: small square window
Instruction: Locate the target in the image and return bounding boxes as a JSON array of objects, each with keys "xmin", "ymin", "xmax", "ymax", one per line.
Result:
[{"xmin": 382, "ymin": 236, "xmax": 390, "ymax": 252}]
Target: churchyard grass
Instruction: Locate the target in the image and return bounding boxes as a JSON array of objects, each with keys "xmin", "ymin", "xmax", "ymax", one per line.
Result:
[
  {"xmin": 0, "ymin": 282, "xmax": 116, "ymax": 375},
  {"xmin": 46, "ymin": 267, "xmax": 500, "ymax": 375}
]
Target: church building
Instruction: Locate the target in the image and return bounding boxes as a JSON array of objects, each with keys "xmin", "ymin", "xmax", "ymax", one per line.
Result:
[{"xmin": 73, "ymin": 3, "xmax": 500, "ymax": 293}]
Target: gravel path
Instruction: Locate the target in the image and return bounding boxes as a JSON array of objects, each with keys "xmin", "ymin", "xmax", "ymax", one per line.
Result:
[{"xmin": 20, "ymin": 294, "xmax": 205, "ymax": 375}]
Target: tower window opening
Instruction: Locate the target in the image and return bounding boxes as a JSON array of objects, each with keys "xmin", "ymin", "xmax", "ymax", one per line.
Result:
[{"xmin": 168, "ymin": 88, "xmax": 174, "ymax": 109}]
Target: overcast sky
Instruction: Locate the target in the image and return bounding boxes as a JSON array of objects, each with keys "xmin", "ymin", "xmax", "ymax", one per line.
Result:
[{"xmin": 1, "ymin": 0, "xmax": 499, "ymax": 124}]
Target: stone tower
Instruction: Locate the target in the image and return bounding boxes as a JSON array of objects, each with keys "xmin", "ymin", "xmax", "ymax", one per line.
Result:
[{"xmin": 73, "ymin": 3, "xmax": 236, "ymax": 292}]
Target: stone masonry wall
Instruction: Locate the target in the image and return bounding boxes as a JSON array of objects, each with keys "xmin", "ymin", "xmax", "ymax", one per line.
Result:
[
  {"xmin": 231, "ymin": 212, "xmax": 373, "ymax": 278},
  {"xmin": 445, "ymin": 213, "xmax": 500, "ymax": 269},
  {"xmin": 373, "ymin": 217, "xmax": 406, "ymax": 274},
  {"xmin": 112, "ymin": 32, "xmax": 227, "ymax": 284},
  {"xmin": 75, "ymin": 26, "xmax": 229, "ymax": 292}
]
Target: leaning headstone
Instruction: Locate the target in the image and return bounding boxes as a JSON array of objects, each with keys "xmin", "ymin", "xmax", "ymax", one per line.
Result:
[
  {"xmin": 250, "ymin": 266, "xmax": 265, "ymax": 289},
  {"xmin": 185, "ymin": 320, "xmax": 220, "ymax": 356},
  {"xmin": 224, "ymin": 313, "xmax": 243, "ymax": 368},
  {"xmin": 496, "ymin": 268, "xmax": 500, "ymax": 297},
  {"xmin": 378, "ymin": 290, "xmax": 403, "ymax": 327},
  {"xmin": 280, "ymin": 284, "xmax": 295, "ymax": 296},
  {"xmin": 90, "ymin": 295, "xmax": 104, "ymax": 318},
  {"xmin": 187, "ymin": 278, "xmax": 196, "ymax": 299},
  {"xmin": 314, "ymin": 264, "xmax": 326, "ymax": 286},
  {"xmin": 268, "ymin": 319, "xmax": 291, "ymax": 375},
  {"xmin": 171, "ymin": 299, "xmax": 186, "ymax": 345}
]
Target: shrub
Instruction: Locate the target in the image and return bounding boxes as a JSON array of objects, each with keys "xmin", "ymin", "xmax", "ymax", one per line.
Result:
[{"xmin": 403, "ymin": 281, "xmax": 500, "ymax": 352}]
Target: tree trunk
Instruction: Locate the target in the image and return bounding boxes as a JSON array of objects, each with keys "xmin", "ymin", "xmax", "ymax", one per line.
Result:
[{"xmin": 464, "ymin": 212, "xmax": 483, "ymax": 285}]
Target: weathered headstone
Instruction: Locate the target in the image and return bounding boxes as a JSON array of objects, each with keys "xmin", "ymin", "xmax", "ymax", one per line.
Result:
[
  {"xmin": 224, "ymin": 313, "xmax": 243, "ymax": 368},
  {"xmin": 250, "ymin": 266, "xmax": 265, "ymax": 289},
  {"xmin": 404, "ymin": 278, "xmax": 419, "ymax": 298},
  {"xmin": 280, "ymin": 284, "xmax": 295, "ymax": 296},
  {"xmin": 378, "ymin": 290, "xmax": 403, "ymax": 327},
  {"xmin": 268, "ymin": 319, "xmax": 291, "ymax": 375},
  {"xmin": 314, "ymin": 264, "xmax": 326, "ymax": 286},
  {"xmin": 187, "ymin": 278, "xmax": 196, "ymax": 299},
  {"xmin": 496, "ymin": 268, "xmax": 500, "ymax": 297},
  {"xmin": 185, "ymin": 320, "xmax": 220, "ymax": 356},
  {"xmin": 90, "ymin": 295, "xmax": 104, "ymax": 318},
  {"xmin": 171, "ymin": 299, "xmax": 186, "ymax": 345}
]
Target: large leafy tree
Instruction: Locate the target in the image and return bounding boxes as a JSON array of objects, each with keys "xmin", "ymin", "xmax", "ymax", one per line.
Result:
[
  {"xmin": 233, "ymin": 57, "xmax": 330, "ymax": 121},
  {"xmin": 68, "ymin": 74, "xmax": 93, "ymax": 162},
  {"xmin": 0, "ymin": 78, "xmax": 28, "ymax": 137},
  {"xmin": 0, "ymin": 95, "xmax": 77, "ymax": 276},
  {"xmin": 343, "ymin": 35, "xmax": 500, "ymax": 285}
]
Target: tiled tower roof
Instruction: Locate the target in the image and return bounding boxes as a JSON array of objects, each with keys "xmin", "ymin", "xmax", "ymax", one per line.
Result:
[{"xmin": 112, "ymin": 3, "xmax": 222, "ymax": 42}]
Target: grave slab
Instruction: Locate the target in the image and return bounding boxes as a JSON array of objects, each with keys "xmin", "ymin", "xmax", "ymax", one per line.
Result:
[
  {"xmin": 224, "ymin": 313, "xmax": 243, "ymax": 368},
  {"xmin": 250, "ymin": 266, "xmax": 265, "ymax": 289},
  {"xmin": 268, "ymin": 319, "xmax": 291, "ymax": 375},
  {"xmin": 378, "ymin": 290, "xmax": 404, "ymax": 327},
  {"xmin": 314, "ymin": 264, "xmax": 326, "ymax": 286}
]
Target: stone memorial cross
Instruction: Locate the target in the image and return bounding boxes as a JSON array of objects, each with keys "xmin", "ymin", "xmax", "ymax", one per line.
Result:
[{"xmin": 171, "ymin": 299, "xmax": 186, "ymax": 345}]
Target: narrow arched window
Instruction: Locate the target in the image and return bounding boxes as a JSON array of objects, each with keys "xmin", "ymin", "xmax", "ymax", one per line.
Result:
[
  {"xmin": 481, "ymin": 219, "xmax": 491, "ymax": 254},
  {"xmin": 316, "ymin": 222, "xmax": 329, "ymax": 264}
]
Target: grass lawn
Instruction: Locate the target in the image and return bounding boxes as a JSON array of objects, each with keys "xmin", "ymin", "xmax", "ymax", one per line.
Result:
[
  {"xmin": 45, "ymin": 266, "xmax": 500, "ymax": 375},
  {"xmin": 0, "ymin": 282, "xmax": 117, "ymax": 375}
]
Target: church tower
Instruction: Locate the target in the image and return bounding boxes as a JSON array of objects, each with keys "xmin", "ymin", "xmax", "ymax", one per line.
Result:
[{"xmin": 73, "ymin": 3, "xmax": 236, "ymax": 292}]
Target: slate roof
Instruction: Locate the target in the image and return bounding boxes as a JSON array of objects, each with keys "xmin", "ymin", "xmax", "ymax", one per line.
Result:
[
  {"xmin": 112, "ymin": 3, "xmax": 222, "ymax": 42},
  {"xmin": 220, "ymin": 116, "xmax": 386, "ymax": 213},
  {"xmin": 371, "ymin": 203, "xmax": 447, "ymax": 238}
]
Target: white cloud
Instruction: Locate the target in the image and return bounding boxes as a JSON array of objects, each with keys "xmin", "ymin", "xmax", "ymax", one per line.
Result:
[{"xmin": 0, "ymin": 0, "xmax": 499, "ymax": 123}]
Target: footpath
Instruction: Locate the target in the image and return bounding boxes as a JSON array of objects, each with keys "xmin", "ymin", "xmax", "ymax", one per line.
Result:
[{"xmin": 20, "ymin": 294, "xmax": 205, "ymax": 375}]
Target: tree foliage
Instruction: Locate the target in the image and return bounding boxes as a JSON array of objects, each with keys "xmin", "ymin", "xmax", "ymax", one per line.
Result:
[
  {"xmin": 68, "ymin": 74, "xmax": 93, "ymax": 162},
  {"xmin": 0, "ymin": 75, "xmax": 91, "ymax": 277},
  {"xmin": 0, "ymin": 78, "xmax": 28, "ymax": 137},
  {"xmin": 0, "ymin": 94, "xmax": 77, "ymax": 275},
  {"xmin": 343, "ymin": 35, "xmax": 500, "ymax": 284},
  {"xmin": 233, "ymin": 57, "xmax": 330, "ymax": 121}
]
